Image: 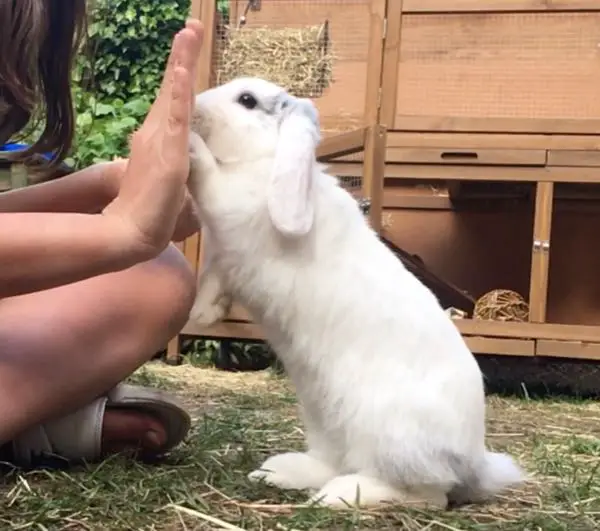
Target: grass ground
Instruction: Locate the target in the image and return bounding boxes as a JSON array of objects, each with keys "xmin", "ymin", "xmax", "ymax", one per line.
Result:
[{"xmin": 1, "ymin": 362, "xmax": 599, "ymax": 530}]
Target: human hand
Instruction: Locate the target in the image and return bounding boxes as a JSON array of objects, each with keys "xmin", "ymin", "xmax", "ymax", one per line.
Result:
[
  {"xmin": 105, "ymin": 158, "xmax": 201, "ymax": 242},
  {"xmin": 102, "ymin": 19, "xmax": 203, "ymax": 258}
]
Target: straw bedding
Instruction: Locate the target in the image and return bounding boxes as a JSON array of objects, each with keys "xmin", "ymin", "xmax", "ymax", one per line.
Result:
[{"xmin": 215, "ymin": 23, "xmax": 334, "ymax": 98}]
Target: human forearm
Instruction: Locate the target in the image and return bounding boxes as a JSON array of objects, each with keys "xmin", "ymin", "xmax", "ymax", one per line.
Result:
[
  {"xmin": 0, "ymin": 162, "xmax": 121, "ymax": 214},
  {"xmin": 0, "ymin": 212, "xmax": 147, "ymax": 298}
]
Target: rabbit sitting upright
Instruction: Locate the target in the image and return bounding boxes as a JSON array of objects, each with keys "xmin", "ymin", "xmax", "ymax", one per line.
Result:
[{"xmin": 186, "ymin": 77, "xmax": 526, "ymax": 509}]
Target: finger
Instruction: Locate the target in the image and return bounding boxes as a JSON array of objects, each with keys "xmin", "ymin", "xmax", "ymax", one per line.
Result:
[
  {"xmin": 185, "ymin": 18, "xmax": 204, "ymax": 76},
  {"xmin": 185, "ymin": 19, "xmax": 204, "ymax": 109},
  {"xmin": 148, "ymin": 25, "xmax": 198, "ymax": 122},
  {"xmin": 145, "ymin": 31, "xmax": 182, "ymax": 123},
  {"xmin": 167, "ymin": 65, "xmax": 193, "ymax": 145},
  {"xmin": 173, "ymin": 27, "xmax": 201, "ymax": 78},
  {"xmin": 185, "ymin": 18, "xmax": 204, "ymax": 46}
]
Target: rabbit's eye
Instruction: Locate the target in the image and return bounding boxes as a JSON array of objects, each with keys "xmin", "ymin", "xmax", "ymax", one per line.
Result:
[{"xmin": 237, "ymin": 92, "xmax": 258, "ymax": 110}]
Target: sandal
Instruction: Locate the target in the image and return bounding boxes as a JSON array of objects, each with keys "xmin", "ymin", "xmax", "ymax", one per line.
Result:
[{"xmin": 3, "ymin": 383, "xmax": 191, "ymax": 469}]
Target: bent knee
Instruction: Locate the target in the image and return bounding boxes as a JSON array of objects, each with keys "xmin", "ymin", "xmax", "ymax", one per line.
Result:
[{"xmin": 135, "ymin": 243, "xmax": 196, "ymax": 334}]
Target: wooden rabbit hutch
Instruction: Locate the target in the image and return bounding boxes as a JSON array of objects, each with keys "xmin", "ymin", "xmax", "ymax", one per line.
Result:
[{"xmin": 168, "ymin": 0, "xmax": 600, "ymax": 370}]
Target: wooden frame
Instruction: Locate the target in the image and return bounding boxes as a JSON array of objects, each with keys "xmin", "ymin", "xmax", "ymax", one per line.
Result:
[
  {"xmin": 165, "ymin": 0, "xmax": 600, "ymax": 364},
  {"xmin": 373, "ymin": 1, "xmax": 600, "ymax": 362},
  {"xmin": 387, "ymin": 1, "xmax": 600, "ymax": 135}
]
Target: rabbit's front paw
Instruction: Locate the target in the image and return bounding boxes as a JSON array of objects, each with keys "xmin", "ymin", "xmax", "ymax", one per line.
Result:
[
  {"xmin": 248, "ymin": 452, "xmax": 336, "ymax": 491},
  {"xmin": 190, "ymin": 293, "xmax": 231, "ymax": 327},
  {"xmin": 188, "ymin": 132, "xmax": 216, "ymax": 172}
]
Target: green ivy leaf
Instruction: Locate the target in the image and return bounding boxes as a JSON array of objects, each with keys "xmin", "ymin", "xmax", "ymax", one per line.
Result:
[{"xmin": 69, "ymin": 0, "xmax": 219, "ymax": 169}]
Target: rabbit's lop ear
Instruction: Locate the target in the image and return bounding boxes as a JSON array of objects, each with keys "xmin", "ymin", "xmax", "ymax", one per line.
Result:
[{"xmin": 267, "ymin": 96, "xmax": 321, "ymax": 238}]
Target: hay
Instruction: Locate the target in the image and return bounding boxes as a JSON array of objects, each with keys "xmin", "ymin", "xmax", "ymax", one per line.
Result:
[
  {"xmin": 474, "ymin": 289, "xmax": 530, "ymax": 322},
  {"xmin": 216, "ymin": 23, "xmax": 334, "ymax": 98}
]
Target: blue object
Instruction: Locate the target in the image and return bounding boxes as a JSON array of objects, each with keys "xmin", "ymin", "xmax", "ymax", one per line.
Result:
[{"xmin": 0, "ymin": 142, "xmax": 55, "ymax": 161}]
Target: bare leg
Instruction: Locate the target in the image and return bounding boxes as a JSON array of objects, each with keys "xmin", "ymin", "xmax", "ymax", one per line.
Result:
[{"xmin": 0, "ymin": 243, "xmax": 195, "ymax": 451}]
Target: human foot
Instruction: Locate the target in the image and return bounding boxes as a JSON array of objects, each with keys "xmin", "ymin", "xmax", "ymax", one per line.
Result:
[
  {"xmin": 5, "ymin": 383, "xmax": 191, "ymax": 468},
  {"xmin": 101, "ymin": 408, "xmax": 168, "ymax": 457}
]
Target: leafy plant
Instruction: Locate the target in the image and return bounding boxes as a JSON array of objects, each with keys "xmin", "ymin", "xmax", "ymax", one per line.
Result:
[
  {"xmin": 67, "ymin": 0, "xmax": 192, "ymax": 168},
  {"xmin": 67, "ymin": 93, "xmax": 151, "ymax": 167},
  {"xmin": 79, "ymin": 0, "xmax": 190, "ymax": 102}
]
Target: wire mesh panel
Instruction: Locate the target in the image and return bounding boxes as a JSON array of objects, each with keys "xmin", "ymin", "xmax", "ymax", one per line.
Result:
[
  {"xmin": 395, "ymin": 11, "xmax": 600, "ymax": 130},
  {"xmin": 212, "ymin": 0, "xmax": 373, "ymax": 136},
  {"xmin": 211, "ymin": 0, "xmax": 374, "ymax": 198}
]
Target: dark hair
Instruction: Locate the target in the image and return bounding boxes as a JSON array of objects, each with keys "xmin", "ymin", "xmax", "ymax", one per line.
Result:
[{"xmin": 0, "ymin": 0, "xmax": 87, "ymax": 174}]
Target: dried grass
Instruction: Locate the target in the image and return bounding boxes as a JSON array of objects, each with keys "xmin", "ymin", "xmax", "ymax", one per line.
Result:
[
  {"xmin": 2, "ymin": 364, "xmax": 598, "ymax": 530},
  {"xmin": 474, "ymin": 289, "xmax": 530, "ymax": 322},
  {"xmin": 215, "ymin": 24, "xmax": 334, "ymax": 98}
]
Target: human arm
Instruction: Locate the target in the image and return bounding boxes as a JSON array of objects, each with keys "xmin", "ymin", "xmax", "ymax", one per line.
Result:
[
  {"xmin": 0, "ymin": 211, "xmax": 146, "ymax": 298},
  {"xmin": 0, "ymin": 160, "xmax": 201, "ymax": 241},
  {"xmin": 0, "ymin": 19, "xmax": 204, "ymax": 298},
  {"xmin": 0, "ymin": 161, "xmax": 125, "ymax": 214}
]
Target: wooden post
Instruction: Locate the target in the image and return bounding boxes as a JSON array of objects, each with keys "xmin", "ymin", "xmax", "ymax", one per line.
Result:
[
  {"xmin": 165, "ymin": 0, "xmax": 218, "ymax": 365},
  {"xmin": 360, "ymin": 0, "xmax": 387, "ymax": 231},
  {"xmin": 378, "ymin": 0, "xmax": 402, "ymax": 129},
  {"xmin": 363, "ymin": 124, "xmax": 387, "ymax": 233},
  {"xmin": 362, "ymin": 0, "xmax": 387, "ymax": 127},
  {"xmin": 528, "ymin": 181, "xmax": 554, "ymax": 323}
]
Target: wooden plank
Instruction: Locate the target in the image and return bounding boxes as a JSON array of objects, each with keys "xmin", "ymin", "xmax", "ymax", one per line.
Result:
[
  {"xmin": 401, "ymin": 0, "xmax": 600, "ymax": 13},
  {"xmin": 377, "ymin": 164, "xmax": 600, "ymax": 184},
  {"xmin": 0, "ymin": 168, "xmax": 11, "ymax": 191},
  {"xmin": 394, "ymin": 11, "xmax": 600, "ymax": 134},
  {"xmin": 363, "ymin": 125, "xmax": 387, "ymax": 233},
  {"xmin": 379, "ymin": 0, "xmax": 403, "ymax": 128},
  {"xmin": 395, "ymin": 116, "xmax": 600, "ymax": 136},
  {"xmin": 537, "ymin": 339, "xmax": 600, "ymax": 361},
  {"xmin": 465, "ymin": 336, "xmax": 535, "ymax": 357},
  {"xmin": 182, "ymin": 319, "xmax": 265, "ymax": 341},
  {"xmin": 528, "ymin": 182, "xmax": 554, "ymax": 323},
  {"xmin": 326, "ymin": 162, "xmax": 600, "ymax": 184},
  {"xmin": 383, "ymin": 186, "xmax": 453, "ymax": 210},
  {"xmin": 196, "ymin": 0, "xmax": 217, "ymax": 91},
  {"xmin": 336, "ymin": 147, "xmax": 547, "ymax": 165},
  {"xmin": 363, "ymin": 0, "xmax": 387, "ymax": 125},
  {"xmin": 457, "ymin": 318, "xmax": 600, "ymax": 343},
  {"xmin": 10, "ymin": 163, "xmax": 28, "ymax": 189},
  {"xmin": 387, "ymin": 148, "xmax": 546, "ymax": 165},
  {"xmin": 387, "ymin": 132, "xmax": 600, "ymax": 151},
  {"xmin": 184, "ymin": 234, "xmax": 201, "ymax": 275},
  {"xmin": 316, "ymin": 128, "xmax": 367, "ymax": 161},
  {"xmin": 547, "ymin": 150, "xmax": 600, "ymax": 167},
  {"xmin": 382, "ymin": 233, "xmax": 476, "ymax": 313},
  {"xmin": 165, "ymin": 336, "xmax": 181, "ymax": 365}
]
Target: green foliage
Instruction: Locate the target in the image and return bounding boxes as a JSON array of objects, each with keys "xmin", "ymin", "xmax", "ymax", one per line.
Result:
[
  {"xmin": 68, "ymin": 0, "xmax": 192, "ymax": 168},
  {"xmin": 80, "ymin": 0, "xmax": 190, "ymax": 102},
  {"xmin": 67, "ymin": 93, "xmax": 150, "ymax": 168},
  {"xmin": 217, "ymin": 0, "xmax": 230, "ymax": 15},
  {"xmin": 181, "ymin": 337, "xmax": 277, "ymax": 372}
]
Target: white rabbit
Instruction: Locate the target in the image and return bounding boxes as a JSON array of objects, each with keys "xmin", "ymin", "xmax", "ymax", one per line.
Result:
[{"xmin": 187, "ymin": 77, "xmax": 526, "ymax": 509}]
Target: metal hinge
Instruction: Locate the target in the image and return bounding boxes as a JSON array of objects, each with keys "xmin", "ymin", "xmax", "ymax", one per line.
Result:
[
  {"xmin": 382, "ymin": 18, "xmax": 388, "ymax": 40},
  {"xmin": 533, "ymin": 239, "xmax": 550, "ymax": 252},
  {"xmin": 376, "ymin": 87, "xmax": 382, "ymax": 109}
]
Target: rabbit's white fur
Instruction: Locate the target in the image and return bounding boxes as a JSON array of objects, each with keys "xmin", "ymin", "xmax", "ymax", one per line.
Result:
[{"xmin": 187, "ymin": 77, "xmax": 526, "ymax": 509}]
